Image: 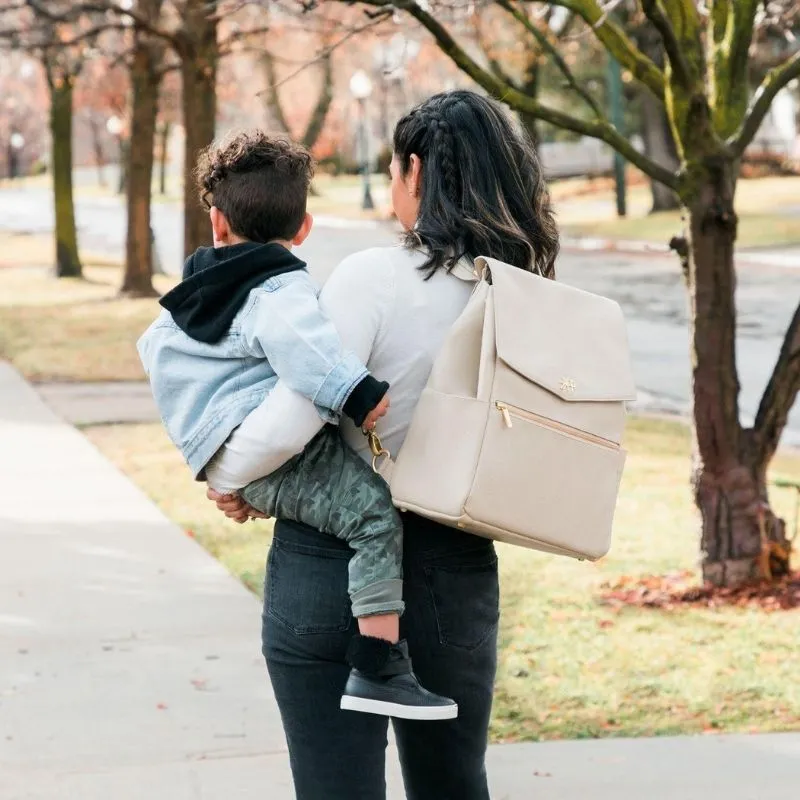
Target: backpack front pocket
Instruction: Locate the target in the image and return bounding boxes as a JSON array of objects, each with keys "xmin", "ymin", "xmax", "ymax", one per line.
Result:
[{"xmin": 464, "ymin": 401, "xmax": 626, "ymax": 560}]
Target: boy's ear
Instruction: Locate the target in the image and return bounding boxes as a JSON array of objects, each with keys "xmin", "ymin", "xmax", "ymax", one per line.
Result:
[
  {"xmin": 292, "ymin": 213, "xmax": 313, "ymax": 246},
  {"xmin": 209, "ymin": 206, "xmax": 231, "ymax": 246}
]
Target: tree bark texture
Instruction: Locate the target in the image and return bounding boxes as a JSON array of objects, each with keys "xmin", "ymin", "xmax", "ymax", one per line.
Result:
[
  {"xmin": 49, "ymin": 77, "xmax": 82, "ymax": 278},
  {"xmin": 686, "ymin": 162, "xmax": 791, "ymax": 585},
  {"xmin": 122, "ymin": 6, "xmax": 162, "ymax": 298},
  {"xmin": 179, "ymin": 1, "xmax": 218, "ymax": 258}
]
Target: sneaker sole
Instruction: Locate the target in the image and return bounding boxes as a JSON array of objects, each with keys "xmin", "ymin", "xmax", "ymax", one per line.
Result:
[{"xmin": 340, "ymin": 695, "xmax": 459, "ymax": 721}]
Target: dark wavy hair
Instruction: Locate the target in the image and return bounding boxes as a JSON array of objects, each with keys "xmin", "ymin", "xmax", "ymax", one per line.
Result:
[
  {"xmin": 393, "ymin": 90, "xmax": 559, "ymax": 278},
  {"xmin": 195, "ymin": 131, "xmax": 314, "ymax": 243}
]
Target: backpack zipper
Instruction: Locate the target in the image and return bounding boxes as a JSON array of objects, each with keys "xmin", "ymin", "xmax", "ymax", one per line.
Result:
[{"xmin": 495, "ymin": 401, "xmax": 620, "ymax": 451}]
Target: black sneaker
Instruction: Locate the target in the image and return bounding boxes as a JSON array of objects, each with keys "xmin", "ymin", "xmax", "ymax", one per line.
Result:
[{"xmin": 340, "ymin": 636, "xmax": 458, "ymax": 721}]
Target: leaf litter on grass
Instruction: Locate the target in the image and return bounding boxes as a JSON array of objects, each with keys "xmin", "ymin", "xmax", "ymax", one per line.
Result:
[{"xmin": 599, "ymin": 570, "xmax": 800, "ymax": 611}]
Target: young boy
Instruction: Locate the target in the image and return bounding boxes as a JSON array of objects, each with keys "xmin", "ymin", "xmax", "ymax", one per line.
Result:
[{"xmin": 137, "ymin": 132, "xmax": 457, "ymax": 721}]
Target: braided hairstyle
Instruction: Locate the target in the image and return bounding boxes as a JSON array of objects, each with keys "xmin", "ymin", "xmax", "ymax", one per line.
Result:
[{"xmin": 393, "ymin": 90, "xmax": 559, "ymax": 278}]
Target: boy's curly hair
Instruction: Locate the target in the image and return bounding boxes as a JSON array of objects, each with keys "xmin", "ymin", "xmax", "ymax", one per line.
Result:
[{"xmin": 195, "ymin": 131, "xmax": 315, "ymax": 244}]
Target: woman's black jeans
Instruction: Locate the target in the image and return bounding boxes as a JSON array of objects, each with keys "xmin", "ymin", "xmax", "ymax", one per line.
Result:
[{"xmin": 263, "ymin": 512, "xmax": 500, "ymax": 800}]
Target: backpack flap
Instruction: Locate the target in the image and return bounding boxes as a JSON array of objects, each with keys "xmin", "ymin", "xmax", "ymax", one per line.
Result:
[{"xmin": 477, "ymin": 256, "xmax": 637, "ymax": 404}]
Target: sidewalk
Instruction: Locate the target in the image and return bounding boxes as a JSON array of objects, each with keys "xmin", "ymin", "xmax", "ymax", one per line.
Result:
[{"xmin": 1, "ymin": 362, "xmax": 798, "ymax": 799}]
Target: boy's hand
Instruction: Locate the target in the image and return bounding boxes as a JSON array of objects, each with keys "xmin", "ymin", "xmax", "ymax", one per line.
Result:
[
  {"xmin": 362, "ymin": 395, "xmax": 390, "ymax": 431},
  {"xmin": 207, "ymin": 488, "xmax": 270, "ymax": 524}
]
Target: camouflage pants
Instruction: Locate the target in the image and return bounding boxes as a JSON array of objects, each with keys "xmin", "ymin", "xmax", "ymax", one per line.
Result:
[{"xmin": 241, "ymin": 426, "xmax": 404, "ymax": 618}]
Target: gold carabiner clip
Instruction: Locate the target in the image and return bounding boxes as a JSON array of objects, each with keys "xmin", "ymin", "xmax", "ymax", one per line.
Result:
[{"xmin": 363, "ymin": 428, "xmax": 391, "ymax": 474}]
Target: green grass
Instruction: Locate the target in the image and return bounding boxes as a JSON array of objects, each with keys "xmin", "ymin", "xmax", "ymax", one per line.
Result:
[
  {"xmin": 84, "ymin": 417, "xmax": 800, "ymax": 742},
  {"xmin": 562, "ymin": 212, "xmax": 800, "ymax": 249},
  {"xmin": 556, "ymin": 175, "xmax": 800, "ymax": 249},
  {"xmin": 0, "ymin": 257, "xmax": 175, "ymax": 382}
]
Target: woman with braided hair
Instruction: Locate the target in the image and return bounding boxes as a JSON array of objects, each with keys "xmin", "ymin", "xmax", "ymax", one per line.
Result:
[{"xmin": 208, "ymin": 90, "xmax": 559, "ymax": 799}]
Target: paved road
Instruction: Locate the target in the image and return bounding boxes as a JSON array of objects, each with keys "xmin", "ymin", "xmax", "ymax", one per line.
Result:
[
  {"xmin": 2, "ymin": 185, "xmax": 799, "ymax": 441},
  {"xmin": 2, "ymin": 362, "xmax": 798, "ymax": 799}
]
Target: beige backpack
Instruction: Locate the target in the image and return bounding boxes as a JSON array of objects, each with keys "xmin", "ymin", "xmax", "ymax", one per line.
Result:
[{"xmin": 369, "ymin": 255, "xmax": 637, "ymax": 561}]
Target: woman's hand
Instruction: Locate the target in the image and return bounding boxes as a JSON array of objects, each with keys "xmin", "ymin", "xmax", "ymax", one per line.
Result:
[{"xmin": 206, "ymin": 488, "xmax": 270, "ymax": 524}]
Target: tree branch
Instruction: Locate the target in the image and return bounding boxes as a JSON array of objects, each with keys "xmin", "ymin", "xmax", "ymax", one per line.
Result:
[
  {"xmin": 497, "ymin": 0, "xmax": 604, "ymax": 117},
  {"xmin": 710, "ymin": 0, "xmax": 730, "ymax": 44},
  {"xmin": 219, "ymin": 23, "xmax": 272, "ymax": 54},
  {"xmin": 728, "ymin": 0, "xmax": 760, "ymax": 90},
  {"xmin": 727, "ymin": 48, "xmax": 800, "ymax": 156},
  {"xmin": 385, "ymin": 0, "xmax": 679, "ymax": 189},
  {"xmin": 640, "ymin": 0, "xmax": 693, "ymax": 88},
  {"xmin": 36, "ymin": 0, "xmax": 181, "ymax": 49},
  {"xmin": 262, "ymin": 8, "xmax": 391, "ymax": 92},
  {"xmin": 471, "ymin": 6, "xmax": 521, "ymax": 89},
  {"xmin": 544, "ymin": 0, "xmax": 665, "ymax": 101},
  {"xmin": 754, "ymin": 300, "xmax": 800, "ymax": 464}
]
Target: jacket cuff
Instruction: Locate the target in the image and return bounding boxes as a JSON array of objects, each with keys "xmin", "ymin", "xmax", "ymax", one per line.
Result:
[{"xmin": 343, "ymin": 375, "xmax": 390, "ymax": 428}]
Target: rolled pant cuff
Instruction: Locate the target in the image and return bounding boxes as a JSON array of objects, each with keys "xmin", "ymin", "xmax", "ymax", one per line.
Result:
[{"xmin": 351, "ymin": 579, "xmax": 405, "ymax": 618}]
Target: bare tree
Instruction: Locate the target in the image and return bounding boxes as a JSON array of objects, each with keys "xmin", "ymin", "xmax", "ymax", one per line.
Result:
[
  {"xmin": 262, "ymin": 46, "xmax": 334, "ymax": 150},
  {"xmin": 0, "ymin": 1, "xmax": 103, "ymax": 278}
]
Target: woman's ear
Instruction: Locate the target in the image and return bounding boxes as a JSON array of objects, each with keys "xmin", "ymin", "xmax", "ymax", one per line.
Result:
[{"xmin": 408, "ymin": 154, "xmax": 423, "ymax": 198}]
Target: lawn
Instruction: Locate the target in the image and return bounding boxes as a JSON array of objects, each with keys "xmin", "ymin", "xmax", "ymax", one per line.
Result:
[
  {"xmin": 84, "ymin": 416, "xmax": 800, "ymax": 742},
  {"xmin": 557, "ymin": 174, "xmax": 800, "ymax": 249},
  {"xmin": 0, "ymin": 256, "xmax": 174, "ymax": 382}
]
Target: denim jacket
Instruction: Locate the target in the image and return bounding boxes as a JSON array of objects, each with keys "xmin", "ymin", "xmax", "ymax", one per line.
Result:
[{"xmin": 138, "ymin": 269, "xmax": 370, "ymax": 479}]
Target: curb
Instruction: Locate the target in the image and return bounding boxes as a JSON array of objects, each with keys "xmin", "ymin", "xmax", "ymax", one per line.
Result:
[{"xmin": 562, "ymin": 235, "xmax": 799, "ymax": 268}]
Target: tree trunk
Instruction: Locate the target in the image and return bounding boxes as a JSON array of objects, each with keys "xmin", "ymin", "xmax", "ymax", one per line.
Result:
[
  {"xmin": 122, "ymin": 19, "xmax": 162, "ymax": 298},
  {"xmin": 89, "ymin": 115, "xmax": 107, "ymax": 187},
  {"xmin": 302, "ymin": 51, "xmax": 334, "ymax": 151},
  {"xmin": 49, "ymin": 77, "xmax": 82, "ymax": 278},
  {"xmin": 262, "ymin": 50, "xmax": 290, "ymax": 133},
  {"xmin": 686, "ymin": 164, "xmax": 791, "ymax": 586},
  {"xmin": 642, "ymin": 90, "xmax": 680, "ymax": 212},
  {"xmin": 159, "ymin": 120, "xmax": 170, "ymax": 195},
  {"xmin": 180, "ymin": 3, "xmax": 218, "ymax": 258}
]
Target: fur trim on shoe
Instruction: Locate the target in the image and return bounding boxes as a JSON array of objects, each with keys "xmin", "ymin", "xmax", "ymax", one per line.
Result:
[{"xmin": 346, "ymin": 635, "xmax": 393, "ymax": 675}]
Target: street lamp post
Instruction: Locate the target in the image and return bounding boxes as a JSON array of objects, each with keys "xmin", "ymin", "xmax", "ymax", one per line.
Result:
[
  {"xmin": 606, "ymin": 55, "xmax": 627, "ymax": 218},
  {"xmin": 8, "ymin": 132, "xmax": 25, "ymax": 179},
  {"xmin": 349, "ymin": 70, "xmax": 375, "ymax": 211},
  {"xmin": 106, "ymin": 115, "xmax": 126, "ymax": 194}
]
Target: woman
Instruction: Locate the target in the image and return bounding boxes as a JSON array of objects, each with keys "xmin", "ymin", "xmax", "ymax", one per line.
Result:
[{"xmin": 209, "ymin": 90, "xmax": 559, "ymax": 799}]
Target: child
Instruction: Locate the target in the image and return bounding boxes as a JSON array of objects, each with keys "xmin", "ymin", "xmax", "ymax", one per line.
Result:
[{"xmin": 138, "ymin": 132, "xmax": 457, "ymax": 721}]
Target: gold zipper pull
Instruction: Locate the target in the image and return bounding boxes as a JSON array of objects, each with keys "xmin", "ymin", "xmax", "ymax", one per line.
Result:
[{"xmin": 496, "ymin": 402, "xmax": 513, "ymax": 428}]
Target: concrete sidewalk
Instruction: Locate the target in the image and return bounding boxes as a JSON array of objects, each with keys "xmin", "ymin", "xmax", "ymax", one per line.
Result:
[{"xmin": 1, "ymin": 362, "xmax": 798, "ymax": 799}]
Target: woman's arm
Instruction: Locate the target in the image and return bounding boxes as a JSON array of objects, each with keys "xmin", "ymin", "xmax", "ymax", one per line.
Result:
[{"xmin": 206, "ymin": 249, "xmax": 395, "ymax": 501}]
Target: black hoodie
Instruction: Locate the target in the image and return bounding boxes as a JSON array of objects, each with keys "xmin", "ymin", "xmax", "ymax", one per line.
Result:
[{"xmin": 159, "ymin": 242, "xmax": 387, "ymax": 427}]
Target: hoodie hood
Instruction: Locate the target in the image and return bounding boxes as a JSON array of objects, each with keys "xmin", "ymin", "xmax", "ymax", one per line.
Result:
[{"xmin": 160, "ymin": 242, "xmax": 306, "ymax": 344}]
